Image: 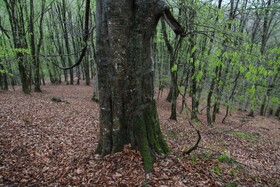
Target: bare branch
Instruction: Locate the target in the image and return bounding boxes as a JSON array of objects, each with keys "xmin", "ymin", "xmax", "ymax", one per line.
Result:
[
  {"xmin": 183, "ymin": 120, "xmax": 201, "ymax": 155},
  {"xmin": 53, "ymin": 0, "xmax": 92, "ymax": 70},
  {"xmin": 52, "ymin": 45, "xmax": 87, "ymax": 70},
  {"xmin": 52, "ymin": 26, "xmax": 94, "ymax": 70},
  {"xmin": 163, "ymin": 6, "xmax": 186, "ymax": 37},
  {"xmin": 0, "ymin": 18, "xmax": 10, "ymax": 38}
]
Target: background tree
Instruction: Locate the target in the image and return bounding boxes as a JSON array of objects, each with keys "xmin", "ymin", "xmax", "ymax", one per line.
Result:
[
  {"xmin": 29, "ymin": 0, "xmax": 46, "ymax": 92},
  {"xmin": 4, "ymin": 0, "xmax": 31, "ymax": 94}
]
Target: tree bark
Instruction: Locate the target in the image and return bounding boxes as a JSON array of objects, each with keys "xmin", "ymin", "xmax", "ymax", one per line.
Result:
[
  {"xmin": 60, "ymin": 0, "xmax": 74, "ymax": 84},
  {"xmin": 206, "ymin": 0, "xmax": 222, "ymax": 125},
  {"xmin": 161, "ymin": 19, "xmax": 179, "ymax": 120},
  {"xmin": 48, "ymin": 8, "xmax": 68, "ymax": 84},
  {"xmin": 0, "ymin": 63, "xmax": 8, "ymax": 90},
  {"xmin": 83, "ymin": 0, "xmax": 91, "ymax": 86},
  {"xmin": 275, "ymin": 105, "xmax": 280, "ymax": 117},
  {"xmin": 95, "ymin": 0, "xmax": 184, "ymax": 172},
  {"xmin": 29, "ymin": 0, "xmax": 45, "ymax": 92},
  {"xmin": 5, "ymin": 0, "xmax": 31, "ymax": 94}
]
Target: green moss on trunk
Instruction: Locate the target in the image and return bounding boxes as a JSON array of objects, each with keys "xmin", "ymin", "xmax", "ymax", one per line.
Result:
[
  {"xmin": 133, "ymin": 112, "xmax": 153, "ymax": 172},
  {"xmin": 144, "ymin": 103, "xmax": 169, "ymax": 154}
]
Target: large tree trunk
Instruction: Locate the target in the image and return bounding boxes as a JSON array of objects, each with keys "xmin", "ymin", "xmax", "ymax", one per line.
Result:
[{"xmin": 95, "ymin": 0, "xmax": 184, "ymax": 172}]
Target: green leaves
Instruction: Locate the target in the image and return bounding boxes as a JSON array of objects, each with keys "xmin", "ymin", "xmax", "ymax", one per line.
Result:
[
  {"xmin": 0, "ymin": 69, "xmax": 6, "ymax": 74},
  {"xmin": 0, "ymin": 46, "xmax": 31, "ymax": 58},
  {"xmin": 191, "ymin": 45, "xmax": 197, "ymax": 54},
  {"xmin": 171, "ymin": 64, "xmax": 177, "ymax": 72},
  {"xmin": 271, "ymin": 97, "xmax": 280, "ymax": 104},
  {"xmin": 239, "ymin": 66, "xmax": 245, "ymax": 73},
  {"xmin": 245, "ymin": 72, "xmax": 251, "ymax": 81},
  {"xmin": 13, "ymin": 48, "xmax": 31, "ymax": 55},
  {"xmin": 196, "ymin": 70, "xmax": 203, "ymax": 82},
  {"xmin": 0, "ymin": 68, "xmax": 13, "ymax": 77},
  {"xmin": 258, "ymin": 65, "xmax": 267, "ymax": 77}
]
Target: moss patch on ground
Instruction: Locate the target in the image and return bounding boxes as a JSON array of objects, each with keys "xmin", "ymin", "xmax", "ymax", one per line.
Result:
[{"xmin": 230, "ymin": 131, "xmax": 260, "ymax": 141}]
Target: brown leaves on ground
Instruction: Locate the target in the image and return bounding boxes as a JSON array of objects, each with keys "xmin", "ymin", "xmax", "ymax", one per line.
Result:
[{"xmin": 0, "ymin": 83, "xmax": 279, "ymax": 186}]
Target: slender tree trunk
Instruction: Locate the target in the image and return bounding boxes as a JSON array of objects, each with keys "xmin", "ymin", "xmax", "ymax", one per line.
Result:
[
  {"xmin": 76, "ymin": 66, "xmax": 81, "ymax": 85},
  {"xmin": 47, "ymin": 10, "xmax": 68, "ymax": 84},
  {"xmin": 0, "ymin": 64, "xmax": 8, "ymax": 90},
  {"xmin": 91, "ymin": 40, "xmax": 99, "ymax": 100},
  {"xmin": 82, "ymin": 0, "xmax": 91, "ymax": 86},
  {"xmin": 189, "ymin": 40, "xmax": 199, "ymax": 120},
  {"xmin": 249, "ymin": 0, "xmax": 273, "ymax": 117},
  {"xmin": 41, "ymin": 70, "xmax": 45, "ymax": 85},
  {"xmin": 206, "ymin": 0, "xmax": 223, "ymax": 125},
  {"xmin": 207, "ymin": 66, "xmax": 218, "ymax": 126},
  {"xmin": 222, "ymin": 71, "xmax": 240, "ymax": 123},
  {"xmin": 84, "ymin": 53, "xmax": 90, "ymax": 85},
  {"xmin": 91, "ymin": 26, "xmax": 99, "ymax": 101},
  {"xmin": 212, "ymin": 0, "xmax": 238, "ymax": 121},
  {"xmin": 260, "ymin": 87, "xmax": 272, "ymax": 116},
  {"xmin": 161, "ymin": 20, "xmax": 179, "ymax": 120},
  {"xmin": 69, "ymin": 10, "xmax": 81, "ymax": 85},
  {"xmin": 60, "ymin": 0, "xmax": 74, "ymax": 84},
  {"xmin": 161, "ymin": 20, "xmax": 173, "ymax": 103},
  {"xmin": 259, "ymin": 0, "xmax": 273, "ymax": 116},
  {"xmin": 180, "ymin": 67, "xmax": 190, "ymax": 113},
  {"xmin": 5, "ymin": 0, "xmax": 31, "ymax": 94},
  {"xmin": 29, "ymin": 0, "xmax": 41, "ymax": 92},
  {"xmin": 275, "ymin": 105, "xmax": 280, "ymax": 117},
  {"xmin": 47, "ymin": 63, "xmax": 55, "ymax": 83},
  {"xmin": 0, "ymin": 65, "xmax": 3, "ymax": 89}
]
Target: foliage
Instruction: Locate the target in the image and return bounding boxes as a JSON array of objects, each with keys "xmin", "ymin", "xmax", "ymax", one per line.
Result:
[{"xmin": 155, "ymin": 0, "xmax": 280, "ymax": 119}]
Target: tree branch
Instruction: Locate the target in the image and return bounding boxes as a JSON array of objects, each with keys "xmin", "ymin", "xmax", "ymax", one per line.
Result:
[
  {"xmin": 163, "ymin": 6, "xmax": 186, "ymax": 37},
  {"xmin": 53, "ymin": 0, "xmax": 92, "ymax": 70},
  {"xmin": 161, "ymin": 19, "xmax": 173, "ymax": 54},
  {"xmin": 183, "ymin": 119, "xmax": 201, "ymax": 155},
  {"xmin": 52, "ymin": 26, "xmax": 94, "ymax": 70},
  {"xmin": 0, "ymin": 18, "xmax": 10, "ymax": 38}
]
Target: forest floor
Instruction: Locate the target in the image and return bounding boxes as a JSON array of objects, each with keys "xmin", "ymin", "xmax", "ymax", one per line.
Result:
[{"xmin": 0, "ymin": 82, "xmax": 279, "ymax": 186}]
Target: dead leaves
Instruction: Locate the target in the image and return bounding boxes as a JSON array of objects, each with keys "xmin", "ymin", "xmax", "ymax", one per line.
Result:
[{"xmin": 0, "ymin": 84, "xmax": 279, "ymax": 186}]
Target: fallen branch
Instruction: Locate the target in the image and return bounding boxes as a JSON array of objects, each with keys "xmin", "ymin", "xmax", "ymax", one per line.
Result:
[{"xmin": 51, "ymin": 97, "xmax": 69, "ymax": 104}]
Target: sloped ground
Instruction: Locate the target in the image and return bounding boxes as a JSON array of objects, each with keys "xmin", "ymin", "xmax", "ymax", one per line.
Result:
[{"xmin": 0, "ymin": 83, "xmax": 279, "ymax": 186}]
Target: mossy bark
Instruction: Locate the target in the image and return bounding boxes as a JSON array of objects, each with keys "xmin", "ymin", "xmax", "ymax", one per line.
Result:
[{"xmin": 95, "ymin": 0, "xmax": 182, "ymax": 172}]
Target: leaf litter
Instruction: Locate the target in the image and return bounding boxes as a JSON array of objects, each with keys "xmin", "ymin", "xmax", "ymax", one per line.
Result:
[{"xmin": 0, "ymin": 83, "xmax": 279, "ymax": 186}]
